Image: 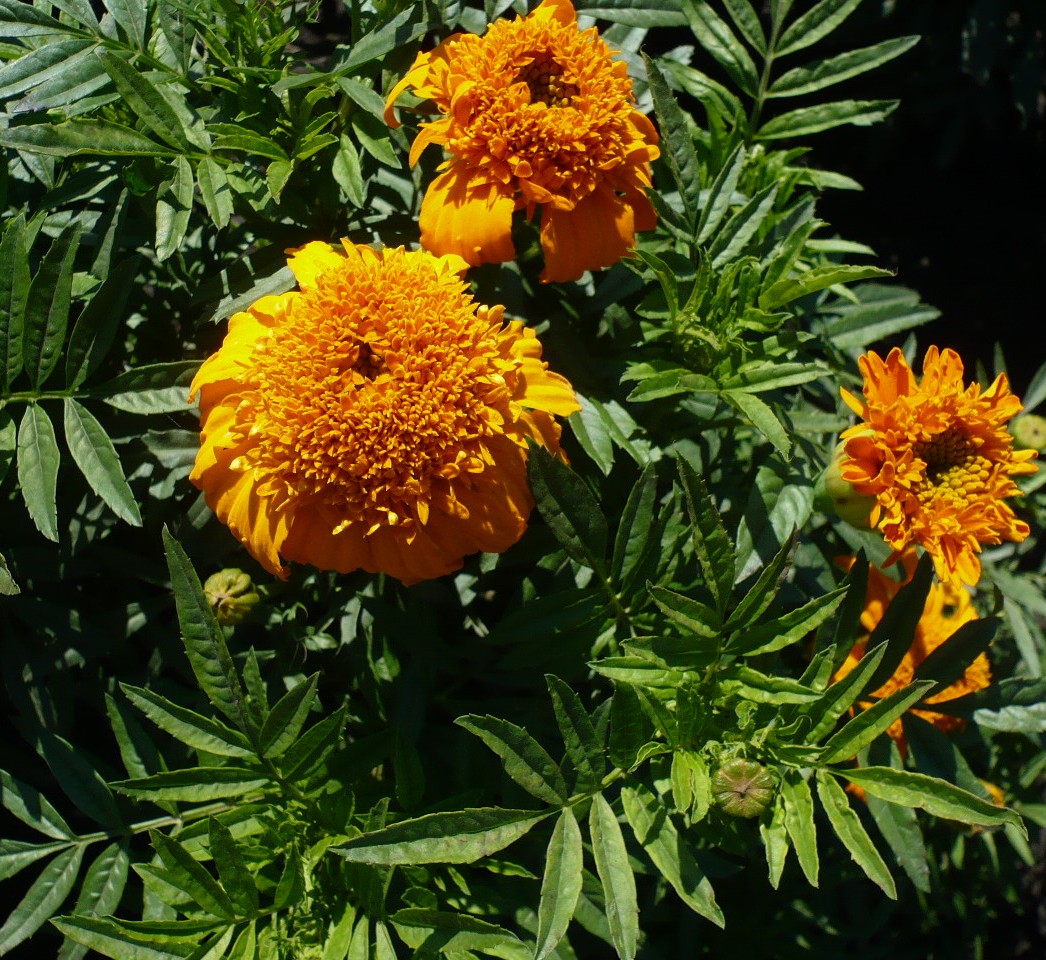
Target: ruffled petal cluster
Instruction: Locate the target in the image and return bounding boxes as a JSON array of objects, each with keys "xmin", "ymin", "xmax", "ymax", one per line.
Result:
[
  {"xmin": 385, "ymin": 0, "xmax": 659, "ymax": 282},
  {"xmin": 834, "ymin": 554, "xmax": 990, "ymax": 748},
  {"xmin": 190, "ymin": 241, "xmax": 579, "ymax": 585},
  {"xmin": 839, "ymin": 346, "xmax": 1038, "ymax": 585}
]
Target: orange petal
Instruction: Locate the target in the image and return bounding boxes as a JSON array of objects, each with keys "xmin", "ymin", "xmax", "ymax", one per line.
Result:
[
  {"xmin": 420, "ymin": 166, "xmax": 516, "ymax": 267},
  {"xmin": 539, "ymin": 186, "xmax": 634, "ymax": 283}
]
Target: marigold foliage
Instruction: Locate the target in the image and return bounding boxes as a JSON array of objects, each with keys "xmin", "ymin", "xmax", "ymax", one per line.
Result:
[
  {"xmin": 384, "ymin": 0, "xmax": 660, "ymax": 282},
  {"xmin": 190, "ymin": 241, "xmax": 579, "ymax": 584},
  {"xmin": 840, "ymin": 345, "xmax": 1038, "ymax": 585}
]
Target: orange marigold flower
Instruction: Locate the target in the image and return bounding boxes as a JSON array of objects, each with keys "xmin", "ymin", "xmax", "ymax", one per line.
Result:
[
  {"xmin": 834, "ymin": 554, "xmax": 990, "ymax": 749},
  {"xmin": 839, "ymin": 345, "xmax": 1038, "ymax": 586},
  {"xmin": 384, "ymin": 0, "xmax": 660, "ymax": 283},
  {"xmin": 190, "ymin": 241, "xmax": 580, "ymax": 585}
]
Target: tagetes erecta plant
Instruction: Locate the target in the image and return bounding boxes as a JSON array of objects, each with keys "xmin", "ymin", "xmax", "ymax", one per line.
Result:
[
  {"xmin": 384, "ymin": 0, "xmax": 660, "ymax": 282},
  {"xmin": 839, "ymin": 346, "xmax": 1038, "ymax": 585},
  {"xmin": 190, "ymin": 241, "xmax": 579, "ymax": 584},
  {"xmin": 834, "ymin": 554, "xmax": 990, "ymax": 750}
]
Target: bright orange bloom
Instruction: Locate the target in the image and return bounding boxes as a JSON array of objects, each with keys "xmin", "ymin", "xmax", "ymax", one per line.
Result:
[
  {"xmin": 384, "ymin": 0, "xmax": 659, "ymax": 283},
  {"xmin": 190, "ymin": 241, "xmax": 579, "ymax": 585},
  {"xmin": 839, "ymin": 346, "xmax": 1038, "ymax": 585},
  {"xmin": 834, "ymin": 554, "xmax": 990, "ymax": 748}
]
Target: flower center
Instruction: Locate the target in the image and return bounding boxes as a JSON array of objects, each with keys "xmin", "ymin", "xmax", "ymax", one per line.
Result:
[
  {"xmin": 915, "ymin": 428, "xmax": 992, "ymax": 507},
  {"xmin": 516, "ymin": 54, "xmax": 579, "ymax": 107}
]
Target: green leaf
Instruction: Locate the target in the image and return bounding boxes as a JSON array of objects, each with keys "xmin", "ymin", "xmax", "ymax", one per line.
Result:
[
  {"xmin": 649, "ymin": 584, "xmax": 721, "ymax": 638},
  {"xmin": 208, "ymin": 820, "xmax": 258, "ymax": 919},
  {"xmin": 119, "ymin": 684, "xmax": 253, "ymax": 758},
  {"xmin": 31, "ymin": 729, "xmax": 124, "ymax": 831},
  {"xmin": 759, "ymin": 264, "xmax": 892, "ymax": 310},
  {"xmin": 676, "ymin": 459, "xmax": 735, "ymax": 616},
  {"xmin": 96, "ymin": 52, "xmax": 195, "ymax": 150},
  {"xmin": 730, "ymin": 665, "xmax": 819, "ymax": 704},
  {"xmin": 534, "ymin": 808, "xmax": 584, "ymax": 960},
  {"xmin": 589, "ymin": 793, "xmax": 638, "ymax": 960},
  {"xmin": 281, "ymin": 706, "xmax": 348, "ymax": 781},
  {"xmin": 820, "ymin": 681, "xmax": 935, "ymax": 764},
  {"xmin": 835, "ymin": 767, "xmax": 1025, "ymax": 834},
  {"xmin": 610, "ymin": 464, "xmax": 659, "ymax": 594},
  {"xmin": 114, "ymin": 767, "xmax": 268, "ymax": 802},
  {"xmin": 210, "ymin": 129, "xmax": 288, "ymax": 161},
  {"xmin": 862, "ymin": 554, "xmax": 934, "ymax": 692},
  {"xmin": 327, "ymin": 6, "xmax": 429, "ymax": 76},
  {"xmin": 722, "ymin": 389, "xmax": 792, "ymax": 458},
  {"xmin": 162, "ymin": 527, "xmax": 247, "ymax": 728},
  {"xmin": 156, "ymin": 155, "xmax": 193, "ymax": 262},
  {"xmin": 151, "ymin": 832, "xmax": 236, "ymax": 920},
  {"xmin": 863, "ymin": 744, "xmax": 930, "ymax": 893},
  {"xmin": 196, "ymin": 157, "xmax": 234, "ymax": 229},
  {"xmin": 609, "ymin": 684, "xmax": 654, "ymax": 771},
  {"xmin": 722, "ymin": 0, "xmax": 766, "ymax": 53},
  {"xmin": 16, "ymin": 402, "xmax": 60, "ymax": 540},
  {"xmin": 727, "ymin": 586, "xmax": 847, "ymax": 656},
  {"xmin": 0, "ymin": 212, "xmax": 30, "ymax": 389},
  {"xmin": 576, "ymin": 0, "xmax": 686, "ymax": 27},
  {"xmin": 0, "ymin": 844, "xmax": 83, "ymax": 954},
  {"xmin": 756, "ymin": 100, "xmax": 899, "ymax": 140},
  {"xmin": 22, "ymin": 221, "xmax": 80, "ymax": 389},
  {"xmin": 911, "ymin": 617, "xmax": 997, "ymax": 694},
  {"xmin": 62, "ymin": 398, "xmax": 142, "ymax": 525},
  {"xmin": 51, "ymin": 916, "xmax": 197, "ymax": 959},
  {"xmin": 547, "ymin": 675, "xmax": 606, "ymax": 794},
  {"xmin": 723, "ymin": 532, "xmax": 794, "ymax": 630},
  {"xmin": 621, "ymin": 781, "xmax": 724, "ymax": 926},
  {"xmin": 455, "ymin": 715, "xmax": 569, "ymax": 805},
  {"xmin": 104, "ymin": 0, "xmax": 147, "ymax": 48},
  {"xmin": 807, "ymin": 642, "xmax": 888, "ymax": 742},
  {"xmin": 709, "ymin": 183, "xmax": 779, "ymax": 268},
  {"xmin": 776, "ymin": 0, "xmax": 863, "ymax": 56},
  {"xmin": 815, "ymin": 771, "xmax": 896, "ymax": 898},
  {"xmin": 332, "ymin": 808, "xmax": 550, "ymax": 865},
  {"xmin": 644, "ymin": 56, "xmax": 702, "ymax": 227},
  {"xmin": 64, "ymin": 255, "xmax": 138, "ymax": 389},
  {"xmin": 696, "ymin": 143, "xmax": 746, "ymax": 245},
  {"xmin": 390, "ymin": 909, "xmax": 528, "ymax": 958},
  {"xmin": 258, "ymin": 674, "xmax": 319, "ymax": 759},
  {"xmin": 1, "ymin": 768, "xmax": 74, "ymax": 839},
  {"xmin": 58, "ymin": 842, "xmax": 130, "ymax": 960},
  {"xmin": 760, "ymin": 796, "xmax": 790, "ymax": 888},
  {"xmin": 0, "ymin": 119, "xmax": 175, "ymax": 156},
  {"xmin": 322, "ymin": 904, "xmax": 355, "ymax": 960},
  {"xmin": 780, "ymin": 771, "xmax": 818, "ymax": 886},
  {"xmin": 0, "ymin": 839, "xmax": 73, "ymax": 883},
  {"xmin": 683, "ymin": 0, "xmax": 759, "ymax": 97},
  {"xmin": 768, "ymin": 37, "xmax": 919, "ymax": 97},
  {"xmin": 332, "ymin": 135, "xmax": 365, "ymax": 207},
  {"xmin": 96, "ymin": 360, "xmax": 198, "ymax": 414},
  {"xmin": 528, "ymin": 444, "xmax": 608, "ymax": 574}
]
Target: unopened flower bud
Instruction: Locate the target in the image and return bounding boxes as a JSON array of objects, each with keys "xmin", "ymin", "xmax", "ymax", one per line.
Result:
[
  {"xmin": 815, "ymin": 440, "xmax": 877, "ymax": 528},
  {"xmin": 1012, "ymin": 414, "xmax": 1046, "ymax": 452},
  {"xmin": 204, "ymin": 569, "xmax": 259, "ymax": 624},
  {"xmin": 711, "ymin": 759, "xmax": 775, "ymax": 818}
]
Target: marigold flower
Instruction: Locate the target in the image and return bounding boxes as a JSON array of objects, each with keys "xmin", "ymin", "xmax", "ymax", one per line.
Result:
[
  {"xmin": 839, "ymin": 346, "xmax": 1038, "ymax": 585},
  {"xmin": 190, "ymin": 241, "xmax": 580, "ymax": 585},
  {"xmin": 834, "ymin": 554, "xmax": 990, "ymax": 749},
  {"xmin": 384, "ymin": 0, "xmax": 660, "ymax": 283}
]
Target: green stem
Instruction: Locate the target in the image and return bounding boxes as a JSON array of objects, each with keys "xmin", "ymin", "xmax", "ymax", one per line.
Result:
[{"xmin": 747, "ymin": 11, "xmax": 784, "ymax": 137}]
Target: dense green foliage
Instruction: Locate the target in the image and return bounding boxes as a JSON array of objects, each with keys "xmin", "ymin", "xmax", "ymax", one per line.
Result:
[{"xmin": 1, "ymin": 1, "xmax": 1045, "ymax": 958}]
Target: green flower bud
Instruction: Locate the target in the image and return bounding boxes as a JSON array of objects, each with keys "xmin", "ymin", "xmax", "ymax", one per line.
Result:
[
  {"xmin": 1012, "ymin": 413, "xmax": 1046, "ymax": 452},
  {"xmin": 815, "ymin": 439, "xmax": 876, "ymax": 528},
  {"xmin": 204, "ymin": 569, "xmax": 260, "ymax": 625},
  {"xmin": 711, "ymin": 758, "xmax": 775, "ymax": 818}
]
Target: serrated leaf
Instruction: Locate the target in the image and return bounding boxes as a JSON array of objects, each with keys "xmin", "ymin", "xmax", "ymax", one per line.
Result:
[
  {"xmin": 96, "ymin": 51, "xmax": 194, "ymax": 150},
  {"xmin": 644, "ymin": 55, "xmax": 702, "ymax": 227},
  {"xmin": 621, "ymin": 781, "xmax": 724, "ymax": 926},
  {"xmin": 58, "ymin": 842, "xmax": 130, "ymax": 960},
  {"xmin": 696, "ymin": 143, "xmax": 746, "ymax": 245},
  {"xmin": 759, "ymin": 264, "xmax": 892, "ymax": 310},
  {"xmin": 103, "ymin": 0, "xmax": 147, "ymax": 48},
  {"xmin": 0, "ymin": 844, "xmax": 83, "ymax": 953},
  {"xmin": 1, "ymin": 212, "xmax": 30, "ymax": 389},
  {"xmin": 820, "ymin": 681, "xmax": 935, "ymax": 764},
  {"xmin": 649, "ymin": 584, "xmax": 721, "ymax": 638},
  {"xmin": 156, "ymin": 155, "xmax": 193, "ymax": 261},
  {"xmin": 760, "ymin": 795, "xmax": 790, "ymax": 888},
  {"xmin": 196, "ymin": 157, "xmax": 234, "ymax": 229},
  {"xmin": 815, "ymin": 771, "xmax": 896, "ymax": 898},
  {"xmin": 528, "ymin": 445, "xmax": 608, "ymax": 574},
  {"xmin": 547, "ymin": 675, "xmax": 606, "ymax": 794},
  {"xmin": 780, "ymin": 771, "xmax": 818, "ymax": 886},
  {"xmin": 97, "ymin": 360, "xmax": 198, "ymax": 414},
  {"xmin": 727, "ymin": 586, "xmax": 846, "ymax": 656},
  {"xmin": 151, "ymin": 831, "xmax": 236, "ymax": 920},
  {"xmin": 757, "ymin": 100, "xmax": 898, "ymax": 140},
  {"xmin": 684, "ymin": 0, "xmax": 759, "ymax": 96},
  {"xmin": 120, "ymin": 684, "xmax": 253, "ymax": 758},
  {"xmin": 162, "ymin": 528, "xmax": 247, "ymax": 728},
  {"xmin": 0, "ymin": 119, "xmax": 175, "ymax": 156},
  {"xmin": 723, "ymin": 532, "xmax": 794, "ymax": 630},
  {"xmin": 589, "ymin": 793, "xmax": 638, "ymax": 960},
  {"xmin": 456, "ymin": 715, "xmax": 569, "ymax": 805},
  {"xmin": 22, "ymin": 221, "xmax": 80, "ymax": 389},
  {"xmin": 776, "ymin": 0, "xmax": 863, "ymax": 57},
  {"xmin": 676, "ymin": 459, "xmax": 735, "ymax": 616},
  {"xmin": 722, "ymin": 0, "xmax": 766, "ymax": 53},
  {"xmin": 835, "ymin": 767, "xmax": 1025, "ymax": 834},
  {"xmin": 807, "ymin": 641, "xmax": 888, "ymax": 742},
  {"xmin": 709, "ymin": 183, "xmax": 779, "ymax": 268},
  {"xmin": 861, "ymin": 554, "xmax": 934, "ymax": 692},
  {"xmin": 281, "ymin": 706, "xmax": 348, "ymax": 781},
  {"xmin": 731, "ymin": 665, "xmax": 819, "ymax": 704},
  {"xmin": 723, "ymin": 389, "xmax": 792, "ymax": 457},
  {"xmin": 332, "ymin": 807, "xmax": 550, "ymax": 865},
  {"xmin": 0, "ymin": 839, "xmax": 72, "ymax": 883},
  {"xmin": 257, "ymin": 674, "xmax": 319, "ymax": 758},
  {"xmin": 52, "ymin": 916, "xmax": 198, "ymax": 959},
  {"xmin": 31, "ymin": 728, "xmax": 124, "ymax": 832},
  {"xmin": 534, "ymin": 808, "xmax": 584, "ymax": 960},
  {"xmin": 114, "ymin": 768, "xmax": 268, "ymax": 802},
  {"xmin": 576, "ymin": 0, "xmax": 686, "ymax": 27},
  {"xmin": 332, "ymin": 135, "xmax": 365, "ymax": 207},
  {"xmin": 1, "ymin": 768, "xmax": 74, "ymax": 839},
  {"xmin": 610, "ymin": 464, "xmax": 659, "ymax": 594},
  {"xmin": 769, "ymin": 36, "xmax": 919, "ymax": 97},
  {"xmin": 207, "ymin": 820, "xmax": 257, "ymax": 918},
  {"xmin": 65, "ymin": 255, "xmax": 138, "ymax": 389},
  {"xmin": 911, "ymin": 617, "xmax": 997, "ymax": 694},
  {"xmin": 63, "ymin": 398, "xmax": 142, "ymax": 525},
  {"xmin": 390, "ymin": 909, "xmax": 528, "ymax": 957}
]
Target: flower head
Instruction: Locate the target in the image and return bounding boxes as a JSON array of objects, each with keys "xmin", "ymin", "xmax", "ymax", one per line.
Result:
[
  {"xmin": 384, "ymin": 0, "xmax": 660, "ymax": 283},
  {"xmin": 190, "ymin": 241, "xmax": 579, "ymax": 585},
  {"xmin": 834, "ymin": 554, "xmax": 990, "ymax": 748},
  {"xmin": 839, "ymin": 346, "xmax": 1038, "ymax": 585}
]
